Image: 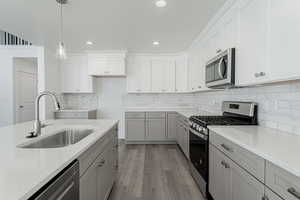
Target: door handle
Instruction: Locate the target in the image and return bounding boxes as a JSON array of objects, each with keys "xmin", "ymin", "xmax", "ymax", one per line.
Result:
[
  {"xmin": 218, "ymin": 57, "xmax": 225, "ymax": 78},
  {"xmin": 56, "ymin": 181, "xmax": 75, "ymax": 200},
  {"xmin": 261, "ymin": 196, "xmax": 269, "ymax": 200},
  {"xmin": 288, "ymin": 187, "xmax": 300, "ymax": 199},
  {"xmin": 19, "ymin": 105, "xmax": 24, "ymax": 108},
  {"xmin": 221, "ymin": 143, "xmax": 234, "ymax": 153}
]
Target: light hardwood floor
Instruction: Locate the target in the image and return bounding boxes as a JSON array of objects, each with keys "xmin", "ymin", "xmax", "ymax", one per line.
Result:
[{"xmin": 108, "ymin": 142, "xmax": 204, "ymax": 200}]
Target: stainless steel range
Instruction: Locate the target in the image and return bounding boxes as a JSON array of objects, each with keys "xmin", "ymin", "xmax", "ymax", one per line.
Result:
[{"xmin": 188, "ymin": 101, "xmax": 258, "ymax": 198}]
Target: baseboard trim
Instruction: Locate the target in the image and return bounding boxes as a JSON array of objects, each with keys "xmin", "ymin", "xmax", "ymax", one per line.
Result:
[{"xmin": 125, "ymin": 140, "xmax": 177, "ymax": 144}]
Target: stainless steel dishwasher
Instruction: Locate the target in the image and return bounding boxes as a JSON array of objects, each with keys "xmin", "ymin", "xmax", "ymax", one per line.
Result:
[{"xmin": 29, "ymin": 160, "xmax": 79, "ymax": 200}]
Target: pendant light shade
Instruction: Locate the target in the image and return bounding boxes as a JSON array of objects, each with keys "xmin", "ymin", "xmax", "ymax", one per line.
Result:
[{"xmin": 56, "ymin": 0, "xmax": 67, "ymax": 60}]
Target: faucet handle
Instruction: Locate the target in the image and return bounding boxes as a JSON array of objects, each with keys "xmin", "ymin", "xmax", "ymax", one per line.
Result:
[{"xmin": 26, "ymin": 131, "xmax": 37, "ymax": 138}]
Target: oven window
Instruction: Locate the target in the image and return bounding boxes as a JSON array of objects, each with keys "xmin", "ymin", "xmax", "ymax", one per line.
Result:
[{"xmin": 189, "ymin": 131, "xmax": 208, "ymax": 181}]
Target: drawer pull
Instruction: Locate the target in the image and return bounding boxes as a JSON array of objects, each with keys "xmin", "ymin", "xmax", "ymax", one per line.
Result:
[
  {"xmin": 221, "ymin": 160, "xmax": 230, "ymax": 169},
  {"xmin": 98, "ymin": 159, "xmax": 105, "ymax": 167},
  {"xmin": 221, "ymin": 143, "xmax": 234, "ymax": 153},
  {"xmin": 288, "ymin": 187, "xmax": 300, "ymax": 199},
  {"xmin": 261, "ymin": 196, "xmax": 269, "ymax": 200}
]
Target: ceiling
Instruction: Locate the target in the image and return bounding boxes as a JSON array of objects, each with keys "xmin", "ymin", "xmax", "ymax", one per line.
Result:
[{"xmin": 0, "ymin": 0, "xmax": 226, "ymax": 53}]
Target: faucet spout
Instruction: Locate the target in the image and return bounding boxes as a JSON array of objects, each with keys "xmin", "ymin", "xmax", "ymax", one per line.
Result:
[{"xmin": 33, "ymin": 91, "xmax": 61, "ymax": 137}]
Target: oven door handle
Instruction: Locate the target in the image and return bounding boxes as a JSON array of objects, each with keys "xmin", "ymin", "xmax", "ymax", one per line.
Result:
[{"xmin": 189, "ymin": 128, "xmax": 208, "ymax": 141}]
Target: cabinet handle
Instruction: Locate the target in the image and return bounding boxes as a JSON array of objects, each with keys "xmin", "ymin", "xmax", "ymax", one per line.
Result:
[
  {"xmin": 288, "ymin": 187, "xmax": 300, "ymax": 199},
  {"xmin": 221, "ymin": 160, "xmax": 230, "ymax": 169},
  {"xmin": 221, "ymin": 143, "xmax": 234, "ymax": 153},
  {"xmin": 57, "ymin": 181, "xmax": 75, "ymax": 200},
  {"xmin": 198, "ymin": 86, "xmax": 202, "ymax": 89},
  {"xmin": 98, "ymin": 159, "xmax": 105, "ymax": 167},
  {"xmin": 104, "ymin": 71, "xmax": 111, "ymax": 74},
  {"xmin": 255, "ymin": 72, "xmax": 266, "ymax": 78},
  {"xmin": 262, "ymin": 196, "xmax": 269, "ymax": 200}
]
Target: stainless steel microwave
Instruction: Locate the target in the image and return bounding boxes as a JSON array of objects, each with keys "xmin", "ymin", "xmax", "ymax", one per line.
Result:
[{"xmin": 205, "ymin": 48, "xmax": 235, "ymax": 88}]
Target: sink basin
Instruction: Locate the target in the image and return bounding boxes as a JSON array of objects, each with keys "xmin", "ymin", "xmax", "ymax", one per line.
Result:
[{"xmin": 19, "ymin": 129, "xmax": 93, "ymax": 149}]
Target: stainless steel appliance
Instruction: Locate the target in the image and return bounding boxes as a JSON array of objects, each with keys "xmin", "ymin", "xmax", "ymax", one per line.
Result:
[
  {"xmin": 29, "ymin": 160, "xmax": 79, "ymax": 200},
  {"xmin": 206, "ymin": 48, "xmax": 235, "ymax": 88},
  {"xmin": 189, "ymin": 101, "xmax": 258, "ymax": 198}
]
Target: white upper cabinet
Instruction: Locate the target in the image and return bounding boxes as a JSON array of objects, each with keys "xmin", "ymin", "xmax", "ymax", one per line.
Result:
[
  {"xmin": 187, "ymin": 43, "xmax": 207, "ymax": 92},
  {"xmin": 268, "ymin": 0, "xmax": 300, "ymax": 82},
  {"xmin": 61, "ymin": 54, "xmax": 94, "ymax": 93},
  {"xmin": 88, "ymin": 52, "xmax": 126, "ymax": 77},
  {"xmin": 151, "ymin": 59, "xmax": 176, "ymax": 93},
  {"xmin": 236, "ymin": 0, "xmax": 269, "ymax": 86},
  {"xmin": 126, "ymin": 57, "xmax": 151, "ymax": 93},
  {"xmin": 175, "ymin": 56, "xmax": 188, "ymax": 93}
]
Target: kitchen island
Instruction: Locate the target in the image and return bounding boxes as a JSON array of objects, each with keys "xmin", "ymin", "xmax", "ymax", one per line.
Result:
[{"xmin": 0, "ymin": 119, "xmax": 118, "ymax": 200}]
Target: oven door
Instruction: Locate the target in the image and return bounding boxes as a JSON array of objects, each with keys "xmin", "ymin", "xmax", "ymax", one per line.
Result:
[{"xmin": 189, "ymin": 128, "xmax": 208, "ymax": 181}]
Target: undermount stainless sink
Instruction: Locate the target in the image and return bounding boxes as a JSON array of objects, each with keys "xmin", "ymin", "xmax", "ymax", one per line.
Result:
[{"xmin": 19, "ymin": 129, "xmax": 94, "ymax": 149}]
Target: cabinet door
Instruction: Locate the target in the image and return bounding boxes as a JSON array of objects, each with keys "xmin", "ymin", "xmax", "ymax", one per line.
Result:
[
  {"xmin": 209, "ymin": 145, "xmax": 231, "ymax": 200},
  {"xmin": 175, "ymin": 56, "xmax": 188, "ymax": 92},
  {"xmin": 209, "ymin": 144, "xmax": 265, "ymax": 200},
  {"xmin": 219, "ymin": 2, "xmax": 238, "ymax": 50},
  {"xmin": 269, "ymin": 0, "xmax": 300, "ymax": 81},
  {"xmin": 88, "ymin": 54, "xmax": 125, "ymax": 76},
  {"xmin": 97, "ymin": 145, "xmax": 115, "ymax": 200},
  {"xmin": 61, "ymin": 54, "xmax": 94, "ymax": 93},
  {"xmin": 151, "ymin": 59, "xmax": 176, "ymax": 92},
  {"xmin": 182, "ymin": 125, "xmax": 189, "ymax": 159},
  {"xmin": 146, "ymin": 119, "xmax": 166, "ymax": 141},
  {"xmin": 236, "ymin": 0, "xmax": 269, "ymax": 86},
  {"xmin": 126, "ymin": 119, "xmax": 145, "ymax": 141},
  {"xmin": 80, "ymin": 158, "xmax": 98, "ymax": 200},
  {"xmin": 127, "ymin": 58, "xmax": 151, "ymax": 93},
  {"xmin": 79, "ymin": 55, "xmax": 94, "ymax": 93},
  {"xmin": 61, "ymin": 55, "xmax": 80, "ymax": 93},
  {"xmin": 167, "ymin": 113, "xmax": 177, "ymax": 140},
  {"xmin": 230, "ymin": 155, "xmax": 265, "ymax": 200}
]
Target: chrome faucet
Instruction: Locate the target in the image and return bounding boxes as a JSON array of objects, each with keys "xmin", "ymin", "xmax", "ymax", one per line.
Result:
[{"xmin": 31, "ymin": 91, "xmax": 61, "ymax": 137}]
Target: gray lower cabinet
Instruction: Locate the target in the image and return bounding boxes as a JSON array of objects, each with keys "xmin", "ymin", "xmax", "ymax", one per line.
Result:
[
  {"xmin": 126, "ymin": 119, "xmax": 145, "ymax": 141},
  {"xmin": 209, "ymin": 144, "xmax": 265, "ymax": 200},
  {"xmin": 167, "ymin": 113, "xmax": 177, "ymax": 140},
  {"xmin": 80, "ymin": 128, "xmax": 118, "ymax": 200},
  {"xmin": 146, "ymin": 118, "xmax": 166, "ymax": 141},
  {"xmin": 176, "ymin": 115, "xmax": 189, "ymax": 159}
]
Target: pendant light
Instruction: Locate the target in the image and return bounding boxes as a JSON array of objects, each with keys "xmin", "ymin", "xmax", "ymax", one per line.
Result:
[{"xmin": 56, "ymin": 0, "xmax": 67, "ymax": 59}]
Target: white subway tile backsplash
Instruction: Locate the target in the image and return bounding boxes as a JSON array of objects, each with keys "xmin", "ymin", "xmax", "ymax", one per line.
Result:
[{"xmin": 62, "ymin": 81, "xmax": 300, "ymax": 135}]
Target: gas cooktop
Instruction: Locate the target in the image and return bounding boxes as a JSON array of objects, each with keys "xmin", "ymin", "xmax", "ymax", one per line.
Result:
[{"xmin": 189, "ymin": 115, "xmax": 255, "ymax": 127}]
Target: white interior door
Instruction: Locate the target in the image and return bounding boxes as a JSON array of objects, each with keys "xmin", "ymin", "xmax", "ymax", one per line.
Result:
[{"xmin": 14, "ymin": 58, "xmax": 37, "ymax": 123}]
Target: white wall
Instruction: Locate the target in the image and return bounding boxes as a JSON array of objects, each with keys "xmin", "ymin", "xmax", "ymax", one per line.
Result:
[{"xmin": 0, "ymin": 46, "xmax": 60, "ymax": 127}]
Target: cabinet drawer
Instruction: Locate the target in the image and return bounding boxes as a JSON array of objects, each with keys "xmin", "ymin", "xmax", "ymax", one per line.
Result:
[
  {"xmin": 266, "ymin": 161, "xmax": 300, "ymax": 200},
  {"xmin": 210, "ymin": 131, "xmax": 265, "ymax": 182},
  {"xmin": 125, "ymin": 112, "xmax": 145, "ymax": 119},
  {"xmin": 78, "ymin": 132, "xmax": 113, "ymax": 177},
  {"xmin": 146, "ymin": 112, "xmax": 166, "ymax": 119}
]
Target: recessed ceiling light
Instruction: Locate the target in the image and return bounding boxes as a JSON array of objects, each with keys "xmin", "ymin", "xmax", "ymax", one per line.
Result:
[
  {"xmin": 155, "ymin": 0, "xmax": 167, "ymax": 8},
  {"xmin": 153, "ymin": 41, "xmax": 160, "ymax": 46},
  {"xmin": 86, "ymin": 41, "xmax": 93, "ymax": 45}
]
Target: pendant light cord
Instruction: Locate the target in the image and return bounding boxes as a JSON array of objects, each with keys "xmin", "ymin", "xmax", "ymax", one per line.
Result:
[{"xmin": 60, "ymin": 1, "xmax": 63, "ymax": 45}]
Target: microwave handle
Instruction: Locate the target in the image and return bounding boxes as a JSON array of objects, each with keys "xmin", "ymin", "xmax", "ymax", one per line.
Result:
[{"xmin": 218, "ymin": 57, "xmax": 225, "ymax": 79}]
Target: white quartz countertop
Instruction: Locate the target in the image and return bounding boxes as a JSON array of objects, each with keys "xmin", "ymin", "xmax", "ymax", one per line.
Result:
[
  {"xmin": 54, "ymin": 109, "xmax": 97, "ymax": 112},
  {"xmin": 0, "ymin": 119, "xmax": 118, "ymax": 200},
  {"xmin": 208, "ymin": 125, "xmax": 300, "ymax": 179},
  {"xmin": 124, "ymin": 107, "xmax": 218, "ymax": 118}
]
